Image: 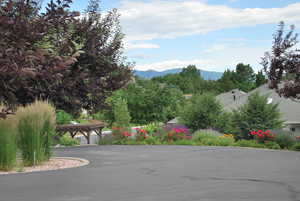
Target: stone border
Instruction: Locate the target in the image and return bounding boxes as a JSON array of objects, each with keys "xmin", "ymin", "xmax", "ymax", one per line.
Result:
[{"xmin": 0, "ymin": 157, "xmax": 89, "ymax": 175}]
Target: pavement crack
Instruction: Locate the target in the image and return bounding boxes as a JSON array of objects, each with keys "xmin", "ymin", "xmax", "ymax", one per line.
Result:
[{"xmin": 182, "ymin": 176, "xmax": 300, "ymax": 201}]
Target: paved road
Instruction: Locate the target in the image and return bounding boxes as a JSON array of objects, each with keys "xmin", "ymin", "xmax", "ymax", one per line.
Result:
[{"xmin": 1, "ymin": 146, "xmax": 300, "ymax": 201}]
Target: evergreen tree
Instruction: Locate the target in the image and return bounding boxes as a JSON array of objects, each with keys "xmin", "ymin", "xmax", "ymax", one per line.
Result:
[
  {"xmin": 113, "ymin": 98, "xmax": 131, "ymax": 127},
  {"xmin": 232, "ymin": 92, "xmax": 283, "ymax": 139},
  {"xmin": 255, "ymin": 70, "xmax": 267, "ymax": 87}
]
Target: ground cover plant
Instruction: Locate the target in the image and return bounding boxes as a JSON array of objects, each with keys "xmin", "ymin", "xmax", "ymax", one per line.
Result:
[
  {"xmin": 0, "ymin": 117, "xmax": 17, "ymax": 171},
  {"xmin": 16, "ymin": 101, "xmax": 56, "ymax": 166}
]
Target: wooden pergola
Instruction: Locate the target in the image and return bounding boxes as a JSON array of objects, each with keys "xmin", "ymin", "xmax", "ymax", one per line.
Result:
[{"xmin": 56, "ymin": 121, "xmax": 107, "ymax": 144}]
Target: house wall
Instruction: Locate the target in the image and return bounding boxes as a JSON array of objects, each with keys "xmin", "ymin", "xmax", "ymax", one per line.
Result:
[{"xmin": 284, "ymin": 124, "xmax": 300, "ymax": 135}]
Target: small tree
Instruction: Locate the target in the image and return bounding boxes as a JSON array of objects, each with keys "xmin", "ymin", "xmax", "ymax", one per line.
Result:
[
  {"xmin": 232, "ymin": 92, "xmax": 283, "ymax": 139},
  {"xmin": 113, "ymin": 98, "xmax": 131, "ymax": 127},
  {"xmin": 261, "ymin": 22, "xmax": 300, "ymax": 101},
  {"xmin": 180, "ymin": 93, "xmax": 222, "ymax": 131}
]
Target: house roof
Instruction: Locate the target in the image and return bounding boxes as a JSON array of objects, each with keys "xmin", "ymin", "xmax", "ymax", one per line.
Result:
[{"xmin": 216, "ymin": 84, "xmax": 300, "ymax": 124}]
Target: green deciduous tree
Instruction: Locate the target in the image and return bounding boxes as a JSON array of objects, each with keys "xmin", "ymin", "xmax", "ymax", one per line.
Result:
[
  {"xmin": 255, "ymin": 70, "xmax": 268, "ymax": 88},
  {"xmin": 180, "ymin": 93, "xmax": 222, "ymax": 131}
]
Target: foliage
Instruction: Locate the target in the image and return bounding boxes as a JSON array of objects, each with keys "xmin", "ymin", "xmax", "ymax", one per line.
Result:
[
  {"xmin": 111, "ymin": 126, "xmax": 132, "ymax": 141},
  {"xmin": 180, "ymin": 93, "xmax": 222, "ymax": 131},
  {"xmin": 214, "ymin": 112, "xmax": 238, "ymax": 134},
  {"xmin": 234, "ymin": 140, "xmax": 266, "ymax": 148},
  {"xmin": 261, "ymin": 21, "xmax": 300, "ymax": 101},
  {"xmin": 0, "ymin": 0, "xmax": 80, "ymax": 110},
  {"xmin": 255, "ymin": 70, "xmax": 268, "ymax": 88},
  {"xmin": 249, "ymin": 130, "xmax": 276, "ymax": 143},
  {"xmin": 135, "ymin": 128, "xmax": 149, "ymax": 141},
  {"xmin": 152, "ymin": 65, "xmax": 206, "ymax": 94},
  {"xmin": 0, "ymin": 0, "xmax": 132, "ymax": 115},
  {"xmin": 272, "ymin": 130, "xmax": 297, "ymax": 149},
  {"xmin": 163, "ymin": 128, "xmax": 191, "ymax": 142},
  {"xmin": 56, "ymin": 110, "xmax": 73, "ymax": 125},
  {"xmin": 0, "ymin": 117, "xmax": 17, "ymax": 171},
  {"xmin": 192, "ymin": 131, "xmax": 234, "ymax": 146},
  {"xmin": 112, "ymin": 98, "xmax": 131, "ymax": 127},
  {"xmin": 16, "ymin": 100, "xmax": 56, "ymax": 166},
  {"xmin": 144, "ymin": 122, "xmax": 163, "ymax": 135},
  {"xmin": 265, "ymin": 141, "xmax": 281, "ymax": 149},
  {"xmin": 292, "ymin": 142, "xmax": 300, "ymax": 151},
  {"xmin": 59, "ymin": 135, "xmax": 80, "ymax": 146},
  {"xmin": 107, "ymin": 79, "xmax": 184, "ymax": 124},
  {"xmin": 232, "ymin": 92, "xmax": 283, "ymax": 139}
]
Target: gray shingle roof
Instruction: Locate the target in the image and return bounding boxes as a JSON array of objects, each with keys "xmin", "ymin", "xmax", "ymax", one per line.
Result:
[{"xmin": 216, "ymin": 84, "xmax": 300, "ymax": 124}]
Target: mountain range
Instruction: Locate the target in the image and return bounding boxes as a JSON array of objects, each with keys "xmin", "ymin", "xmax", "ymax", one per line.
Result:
[{"xmin": 134, "ymin": 68, "xmax": 223, "ymax": 80}]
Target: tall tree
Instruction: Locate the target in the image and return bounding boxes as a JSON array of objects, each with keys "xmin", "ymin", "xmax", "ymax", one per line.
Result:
[
  {"xmin": 0, "ymin": 0, "xmax": 79, "ymax": 109},
  {"xmin": 255, "ymin": 70, "xmax": 267, "ymax": 88},
  {"xmin": 235, "ymin": 63, "xmax": 255, "ymax": 92},
  {"xmin": 0, "ymin": 0, "xmax": 132, "ymax": 115},
  {"xmin": 261, "ymin": 21, "xmax": 300, "ymax": 101}
]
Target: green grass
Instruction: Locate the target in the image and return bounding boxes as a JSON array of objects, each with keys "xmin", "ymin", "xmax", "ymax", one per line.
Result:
[{"xmin": 16, "ymin": 101, "xmax": 56, "ymax": 166}]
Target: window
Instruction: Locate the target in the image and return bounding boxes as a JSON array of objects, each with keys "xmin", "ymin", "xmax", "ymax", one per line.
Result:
[{"xmin": 290, "ymin": 127, "xmax": 296, "ymax": 132}]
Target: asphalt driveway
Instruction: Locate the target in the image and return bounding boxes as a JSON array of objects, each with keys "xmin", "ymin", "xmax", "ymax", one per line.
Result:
[{"xmin": 0, "ymin": 145, "xmax": 300, "ymax": 201}]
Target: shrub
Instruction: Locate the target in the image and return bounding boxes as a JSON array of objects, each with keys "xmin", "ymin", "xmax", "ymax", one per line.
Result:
[
  {"xmin": 180, "ymin": 93, "xmax": 222, "ymax": 131},
  {"xmin": 111, "ymin": 126, "xmax": 132, "ymax": 142},
  {"xmin": 249, "ymin": 130, "xmax": 276, "ymax": 143},
  {"xmin": 272, "ymin": 130, "xmax": 296, "ymax": 149},
  {"xmin": 113, "ymin": 98, "xmax": 131, "ymax": 127},
  {"xmin": 144, "ymin": 122, "xmax": 163, "ymax": 135},
  {"xmin": 0, "ymin": 117, "xmax": 17, "ymax": 171},
  {"xmin": 193, "ymin": 130, "xmax": 222, "ymax": 141},
  {"xmin": 218, "ymin": 137, "xmax": 235, "ymax": 146},
  {"xmin": 16, "ymin": 100, "xmax": 56, "ymax": 166},
  {"xmin": 232, "ymin": 92, "xmax": 283, "ymax": 139},
  {"xmin": 234, "ymin": 140, "xmax": 266, "ymax": 148},
  {"xmin": 59, "ymin": 135, "xmax": 80, "ymax": 146},
  {"xmin": 56, "ymin": 110, "xmax": 73, "ymax": 125},
  {"xmin": 135, "ymin": 128, "xmax": 149, "ymax": 141},
  {"xmin": 215, "ymin": 112, "xmax": 238, "ymax": 134},
  {"xmin": 163, "ymin": 127, "xmax": 191, "ymax": 142},
  {"xmin": 292, "ymin": 142, "xmax": 300, "ymax": 151},
  {"xmin": 144, "ymin": 135, "xmax": 161, "ymax": 145},
  {"xmin": 265, "ymin": 141, "xmax": 281, "ymax": 149}
]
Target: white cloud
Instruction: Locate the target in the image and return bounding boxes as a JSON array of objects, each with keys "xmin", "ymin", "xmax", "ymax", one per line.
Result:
[
  {"xmin": 124, "ymin": 42, "xmax": 160, "ymax": 50},
  {"xmin": 203, "ymin": 44, "xmax": 227, "ymax": 53},
  {"xmin": 119, "ymin": 1, "xmax": 300, "ymax": 41},
  {"xmin": 135, "ymin": 59, "xmax": 218, "ymax": 71}
]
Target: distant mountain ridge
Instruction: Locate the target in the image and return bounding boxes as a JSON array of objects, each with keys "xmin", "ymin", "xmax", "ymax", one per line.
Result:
[{"xmin": 134, "ymin": 68, "xmax": 223, "ymax": 80}]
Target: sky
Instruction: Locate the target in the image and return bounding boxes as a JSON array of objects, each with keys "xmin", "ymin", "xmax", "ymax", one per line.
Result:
[{"xmin": 42, "ymin": 0, "xmax": 300, "ymax": 72}]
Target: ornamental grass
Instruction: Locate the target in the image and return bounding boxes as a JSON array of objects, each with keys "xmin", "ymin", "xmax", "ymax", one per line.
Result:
[
  {"xmin": 15, "ymin": 100, "xmax": 56, "ymax": 166},
  {"xmin": 0, "ymin": 117, "xmax": 17, "ymax": 171}
]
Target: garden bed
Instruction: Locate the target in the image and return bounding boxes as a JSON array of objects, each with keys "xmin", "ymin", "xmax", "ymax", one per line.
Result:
[{"xmin": 0, "ymin": 157, "xmax": 89, "ymax": 175}]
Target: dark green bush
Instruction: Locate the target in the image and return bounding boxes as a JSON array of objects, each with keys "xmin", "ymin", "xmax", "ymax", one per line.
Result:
[
  {"xmin": 56, "ymin": 110, "xmax": 73, "ymax": 125},
  {"xmin": 180, "ymin": 94, "xmax": 222, "ymax": 131},
  {"xmin": 272, "ymin": 130, "xmax": 296, "ymax": 149},
  {"xmin": 232, "ymin": 92, "xmax": 283, "ymax": 139},
  {"xmin": 292, "ymin": 142, "xmax": 300, "ymax": 151},
  {"xmin": 0, "ymin": 117, "xmax": 17, "ymax": 171}
]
